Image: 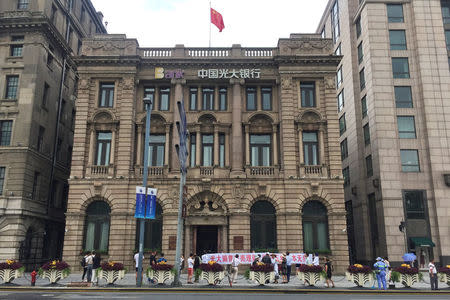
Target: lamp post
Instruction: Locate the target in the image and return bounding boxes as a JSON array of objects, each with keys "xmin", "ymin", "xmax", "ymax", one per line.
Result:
[{"xmin": 136, "ymin": 97, "xmax": 153, "ymax": 287}]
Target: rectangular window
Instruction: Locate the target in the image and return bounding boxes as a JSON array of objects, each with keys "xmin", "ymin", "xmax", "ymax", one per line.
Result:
[
  {"xmin": 397, "ymin": 116, "xmax": 416, "ymax": 138},
  {"xmin": 144, "ymin": 87, "xmax": 155, "ymax": 109},
  {"xmin": 321, "ymin": 27, "xmax": 325, "ymax": 38},
  {"xmin": 443, "ymin": 0, "xmax": 450, "ymax": 24},
  {"xmin": 77, "ymin": 40, "xmax": 82, "ymax": 55},
  {"xmin": 366, "ymin": 155, "xmax": 373, "ymax": 177},
  {"xmin": 159, "ymin": 87, "xmax": 170, "ymax": 111},
  {"xmin": 387, "ymin": 4, "xmax": 404, "ymax": 23},
  {"xmin": 190, "ymin": 133, "xmax": 196, "ymax": 167},
  {"xmin": 0, "ymin": 167, "xmax": 5, "ymax": 195},
  {"xmin": 303, "ymin": 132, "xmax": 319, "ymax": 165},
  {"xmin": 41, "ymin": 83, "xmax": 49, "ymax": 108},
  {"xmin": 0, "ymin": 121, "xmax": 13, "ymax": 146},
  {"xmin": 250, "ymin": 134, "xmax": 271, "ymax": 166},
  {"xmin": 37, "ymin": 126, "xmax": 45, "ymax": 152},
  {"xmin": 356, "ymin": 17, "xmax": 361, "ymax": 38},
  {"xmin": 367, "ymin": 193, "xmax": 379, "ymax": 247},
  {"xmin": 357, "ymin": 42, "xmax": 363, "ymax": 64},
  {"xmin": 331, "ymin": 1, "xmax": 340, "ymax": 42},
  {"xmin": 261, "ymin": 87, "xmax": 272, "ymax": 110},
  {"xmin": 342, "ymin": 166, "xmax": 350, "ymax": 186},
  {"xmin": 202, "ymin": 134, "xmax": 213, "ymax": 166},
  {"xmin": 336, "ymin": 66, "xmax": 343, "ymax": 89},
  {"xmin": 339, "ymin": 114, "xmax": 346, "ymax": 136},
  {"xmin": 301, "ymin": 82, "xmax": 316, "ymax": 107},
  {"xmin": 17, "ymin": 0, "xmax": 29, "ymax": 9},
  {"xmin": 340, "ymin": 138, "xmax": 348, "ymax": 160},
  {"xmin": 363, "ymin": 123, "xmax": 370, "ymax": 146},
  {"xmin": 5, "ymin": 75, "xmax": 19, "ymax": 99},
  {"xmin": 337, "ymin": 89, "xmax": 344, "ymax": 112},
  {"xmin": 403, "ymin": 190, "xmax": 426, "ymax": 219},
  {"xmin": 219, "ymin": 87, "xmax": 227, "ymax": 111},
  {"xmin": 392, "ymin": 57, "xmax": 410, "ymax": 78},
  {"xmin": 189, "ymin": 87, "xmax": 197, "ymax": 111},
  {"xmin": 147, "ymin": 135, "xmax": 165, "ymax": 167},
  {"xmin": 400, "ymin": 149, "xmax": 420, "ymax": 172},
  {"xmin": 361, "ymin": 95, "xmax": 367, "ymax": 118},
  {"xmin": 32, "ymin": 172, "xmax": 39, "ymax": 200},
  {"xmin": 202, "ymin": 87, "xmax": 214, "ymax": 110},
  {"xmin": 96, "ymin": 132, "xmax": 112, "ymax": 166},
  {"xmin": 98, "ymin": 83, "xmax": 114, "ymax": 107},
  {"xmin": 359, "ymin": 68, "xmax": 366, "ymax": 90},
  {"xmin": 394, "ymin": 86, "xmax": 413, "ymax": 108},
  {"xmin": 390, "ymin": 30, "xmax": 407, "ymax": 50},
  {"xmin": 334, "ymin": 43, "xmax": 341, "ymax": 56},
  {"xmin": 10, "ymin": 44, "xmax": 23, "ymax": 57},
  {"xmin": 219, "ymin": 133, "xmax": 225, "ymax": 167},
  {"xmin": 47, "ymin": 45, "xmax": 54, "ymax": 66},
  {"xmin": 246, "ymin": 87, "xmax": 256, "ymax": 110},
  {"xmin": 446, "ymin": 30, "xmax": 450, "ymax": 50}
]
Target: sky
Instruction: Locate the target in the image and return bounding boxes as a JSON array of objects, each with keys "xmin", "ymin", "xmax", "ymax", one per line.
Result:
[{"xmin": 90, "ymin": 0, "xmax": 329, "ymax": 47}]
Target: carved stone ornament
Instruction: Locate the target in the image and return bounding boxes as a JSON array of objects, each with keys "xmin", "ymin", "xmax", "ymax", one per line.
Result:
[
  {"xmin": 281, "ymin": 77, "xmax": 292, "ymax": 89},
  {"xmin": 122, "ymin": 77, "xmax": 134, "ymax": 90},
  {"xmin": 188, "ymin": 194, "xmax": 225, "ymax": 216},
  {"xmin": 279, "ymin": 39, "xmax": 333, "ymax": 55},
  {"xmin": 79, "ymin": 78, "xmax": 90, "ymax": 90},
  {"xmin": 325, "ymin": 76, "xmax": 335, "ymax": 89},
  {"xmin": 83, "ymin": 41, "xmax": 137, "ymax": 56}
]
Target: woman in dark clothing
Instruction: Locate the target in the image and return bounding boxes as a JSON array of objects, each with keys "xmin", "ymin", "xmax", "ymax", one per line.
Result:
[
  {"xmin": 281, "ymin": 254, "xmax": 288, "ymax": 283},
  {"xmin": 92, "ymin": 253, "xmax": 101, "ymax": 286},
  {"xmin": 324, "ymin": 257, "xmax": 335, "ymax": 288}
]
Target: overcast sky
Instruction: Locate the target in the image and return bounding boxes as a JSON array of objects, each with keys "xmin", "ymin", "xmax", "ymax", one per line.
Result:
[{"xmin": 90, "ymin": 0, "xmax": 329, "ymax": 47}]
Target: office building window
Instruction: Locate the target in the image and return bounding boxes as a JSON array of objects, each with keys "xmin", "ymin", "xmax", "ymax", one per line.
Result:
[
  {"xmin": 303, "ymin": 132, "xmax": 319, "ymax": 165},
  {"xmin": 361, "ymin": 95, "xmax": 367, "ymax": 118},
  {"xmin": 251, "ymin": 201, "xmax": 277, "ymax": 251},
  {"xmin": 190, "ymin": 133, "xmax": 196, "ymax": 167},
  {"xmin": 446, "ymin": 30, "xmax": 450, "ymax": 50},
  {"xmin": 219, "ymin": 87, "xmax": 227, "ymax": 111},
  {"xmin": 83, "ymin": 201, "xmax": 111, "ymax": 252},
  {"xmin": 302, "ymin": 201, "xmax": 329, "ymax": 252},
  {"xmin": 250, "ymin": 134, "xmax": 271, "ymax": 166},
  {"xmin": 98, "ymin": 83, "xmax": 114, "ymax": 107},
  {"xmin": 219, "ymin": 133, "xmax": 225, "ymax": 167},
  {"xmin": 392, "ymin": 58, "xmax": 410, "ymax": 78},
  {"xmin": 342, "ymin": 166, "xmax": 350, "ymax": 186},
  {"xmin": 261, "ymin": 87, "xmax": 272, "ymax": 110},
  {"xmin": 47, "ymin": 45, "xmax": 54, "ymax": 66},
  {"xmin": 339, "ymin": 114, "xmax": 346, "ymax": 136},
  {"xmin": 301, "ymin": 82, "xmax": 316, "ymax": 107},
  {"xmin": 331, "ymin": 1, "xmax": 340, "ymax": 42},
  {"xmin": 202, "ymin": 87, "xmax": 214, "ymax": 110},
  {"xmin": 32, "ymin": 172, "xmax": 39, "ymax": 200},
  {"xmin": 334, "ymin": 43, "xmax": 342, "ymax": 56},
  {"xmin": 394, "ymin": 86, "xmax": 413, "ymax": 108},
  {"xmin": 337, "ymin": 89, "xmax": 344, "ymax": 112},
  {"xmin": 359, "ymin": 68, "xmax": 366, "ymax": 90},
  {"xmin": 96, "ymin": 132, "xmax": 112, "ymax": 166},
  {"xmin": 387, "ymin": 4, "xmax": 404, "ymax": 23},
  {"xmin": 77, "ymin": 40, "xmax": 82, "ymax": 55},
  {"xmin": 442, "ymin": 0, "xmax": 450, "ymax": 24},
  {"xmin": 202, "ymin": 134, "xmax": 213, "ymax": 166},
  {"xmin": 42, "ymin": 83, "xmax": 49, "ymax": 107},
  {"xmin": 0, "ymin": 167, "xmax": 5, "ymax": 195},
  {"xmin": 336, "ymin": 66, "xmax": 343, "ymax": 89},
  {"xmin": 5, "ymin": 75, "xmax": 19, "ymax": 99},
  {"xmin": 400, "ymin": 149, "xmax": 420, "ymax": 172},
  {"xmin": 80, "ymin": 5, "xmax": 86, "ymax": 23},
  {"xmin": 0, "ymin": 121, "xmax": 12, "ymax": 146},
  {"xmin": 159, "ymin": 87, "xmax": 170, "ymax": 111},
  {"xmin": 37, "ymin": 126, "xmax": 45, "ymax": 152},
  {"xmin": 397, "ymin": 116, "xmax": 416, "ymax": 138},
  {"xmin": 144, "ymin": 87, "xmax": 155, "ymax": 109},
  {"xmin": 246, "ymin": 87, "xmax": 256, "ymax": 111},
  {"xmin": 50, "ymin": 5, "xmax": 57, "ymax": 24},
  {"xmin": 356, "ymin": 17, "xmax": 361, "ymax": 38},
  {"xmin": 340, "ymin": 138, "xmax": 348, "ymax": 160},
  {"xmin": 321, "ymin": 27, "xmax": 325, "ymax": 38},
  {"xmin": 390, "ymin": 30, "xmax": 407, "ymax": 50},
  {"xmin": 17, "ymin": 0, "xmax": 29, "ymax": 9},
  {"xmin": 189, "ymin": 87, "xmax": 197, "ymax": 111},
  {"xmin": 363, "ymin": 123, "xmax": 370, "ymax": 146},
  {"xmin": 403, "ymin": 190, "xmax": 426, "ymax": 219},
  {"xmin": 366, "ymin": 155, "xmax": 373, "ymax": 177},
  {"xmin": 357, "ymin": 42, "xmax": 363, "ymax": 64},
  {"xmin": 147, "ymin": 135, "xmax": 165, "ymax": 167}
]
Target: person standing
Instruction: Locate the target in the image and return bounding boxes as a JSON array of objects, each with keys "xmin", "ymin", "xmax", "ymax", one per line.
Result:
[
  {"xmin": 429, "ymin": 259, "xmax": 438, "ymax": 290},
  {"xmin": 384, "ymin": 257, "xmax": 391, "ymax": 284},
  {"xmin": 149, "ymin": 251, "xmax": 157, "ymax": 266},
  {"xmin": 134, "ymin": 252, "xmax": 144, "ymax": 282},
  {"xmin": 271, "ymin": 254, "xmax": 279, "ymax": 284},
  {"xmin": 373, "ymin": 257, "xmax": 387, "ymax": 290},
  {"xmin": 262, "ymin": 252, "xmax": 271, "ymax": 264},
  {"xmin": 81, "ymin": 253, "xmax": 88, "ymax": 282},
  {"xmin": 92, "ymin": 252, "xmax": 101, "ymax": 286},
  {"xmin": 187, "ymin": 253, "xmax": 194, "ymax": 284},
  {"xmin": 324, "ymin": 257, "xmax": 335, "ymax": 288},
  {"xmin": 231, "ymin": 254, "xmax": 240, "ymax": 283},
  {"xmin": 281, "ymin": 254, "xmax": 288, "ymax": 283},
  {"xmin": 313, "ymin": 253, "xmax": 320, "ymax": 266},
  {"xmin": 85, "ymin": 251, "xmax": 94, "ymax": 283},
  {"xmin": 157, "ymin": 253, "xmax": 167, "ymax": 263},
  {"xmin": 193, "ymin": 254, "xmax": 201, "ymax": 282},
  {"xmin": 286, "ymin": 252, "xmax": 292, "ymax": 282}
]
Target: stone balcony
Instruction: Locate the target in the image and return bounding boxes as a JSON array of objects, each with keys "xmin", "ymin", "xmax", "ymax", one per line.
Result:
[
  {"xmin": 245, "ymin": 166, "xmax": 279, "ymax": 178},
  {"xmin": 134, "ymin": 165, "xmax": 168, "ymax": 178},
  {"xmin": 298, "ymin": 164, "xmax": 329, "ymax": 179},
  {"xmin": 87, "ymin": 165, "xmax": 115, "ymax": 178}
]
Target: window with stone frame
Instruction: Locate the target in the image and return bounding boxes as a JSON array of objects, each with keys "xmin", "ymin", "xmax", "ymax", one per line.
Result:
[
  {"xmin": 340, "ymin": 138, "xmax": 348, "ymax": 160},
  {"xmin": 219, "ymin": 133, "xmax": 225, "ymax": 167},
  {"xmin": 359, "ymin": 68, "xmax": 366, "ymax": 90},
  {"xmin": 147, "ymin": 135, "xmax": 165, "ymax": 167},
  {"xmin": 339, "ymin": 114, "xmax": 346, "ymax": 136},
  {"xmin": 250, "ymin": 200, "xmax": 277, "ymax": 251},
  {"xmin": 250, "ymin": 134, "xmax": 271, "ymax": 166},
  {"xmin": 10, "ymin": 37, "xmax": 23, "ymax": 57},
  {"xmin": 95, "ymin": 132, "xmax": 112, "ymax": 166},
  {"xmin": 219, "ymin": 87, "xmax": 227, "ymax": 111},
  {"xmin": 159, "ymin": 87, "xmax": 170, "ymax": 111},
  {"xmin": 190, "ymin": 132, "xmax": 196, "ymax": 167},
  {"xmin": 365, "ymin": 155, "xmax": 373, "ymax": 177},
  {"xmin": 302, "ymin": 201, "xmax": 329, "ymax": 252},
  {"xmin": 336, "ymin": 66, "xmax": 343, "ymax": 89},
  {"xmin": 202, "ymin": 87, "xmax": 214, "ymax": 111},
  {"xmin": 363, "ymin": 123, "xmax": 370, "ymax": 146},
  {"xmin": 390, "ymin": 30, "xmax": 407, "ymax": 50},
  {"xmin": 356, "ymin": 16, "xmax": 361, "ymax": 38},
  {"xmin": 361, "ymin": 95, "xmax": 367, "ymax": 118},
  {"xmin": 300, "ymin": 82, "xmax": 316, "ymax": 107},
  {"xmin": 189, "ymin": 87, "xmax": 198, "ymax": 111},
  {"xmin": 0, "ymin": 120, "xmax": 13, "ymax": 146},
  {"xmin": 246, "ymin": 87, "xmax": 257, "ymax": 111},
  {"xmin": 337, "ymin": 89, "xmax": 344, "ymax": 112},
  {"xmin": 202, "ymin": 134, "xmax": 214, "ymax": 166},
  {"xmin": 394, "ymin": 86, "xmax": 413, "ymax": 108},
  {"xmin": 144, "ymin": 87, "xmax": 155, "ymax": 110},
  {"xmin": 5, "ymin": 75, "xmax": 19, "ymax": 99},
  {"xmin": 392, "ymin": 58, "xmax": 410, "ymax": 78},
  {"xmin": 17, "ymin": 0, "xmax": 29, "ymax": 9},
  {"xmin": 83, "ymin": 201, "xmax": 111, "ymax": 252},
  {"xmin": 400, "ymin": 149, "xmax": 420, "ymax": 172},
  {"xmin": 303, "ymin": 131, "xmax": 319, "ymax": 165},
  {"xmin": 261, "ymin": 87, "xmax": 272, "ymax": 111},
  {"xmin": 0, "ymin": 167, "xmax": 5, "ymax": 195},
  {"xmin": 357, "ymin": 42, "xmax": 363, "ymax": 64},
  {"xmin": 402, "ymin": 190, "xmax": 426, "ymax": 219},
  {"xmin": 98, "ymin": 83, "xmax": 114, "ymax": 107},
  {"xmin": 387, "ymin": 3, "xmax": 404, "ymax": 23}
]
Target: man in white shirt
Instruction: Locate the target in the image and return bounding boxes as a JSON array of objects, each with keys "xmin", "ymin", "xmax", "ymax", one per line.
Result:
[
  {"xmin": 286, "ymin": 252, "xmax": 293, "ymax": 282},
  {"xmin": 85, "ymin": 252, "xmax": 94, "ymax": 283},
  {"xmin": 187, "ymin": 253, "xmax": 194, "ymax": 284},
  {"xmin": 231, "ymin": 254, "xmax": 240, "ymax": 283},
  {"xmin": 134, "ymin": 252, "xmax": 144, "ymax": 282},
  {"xmin": 428, "ymin": 259, "xmax": 438, "ymax": 290},
  {"xmin": 313, "ymin": 253, "xmax": 320, "ymax": 266}
]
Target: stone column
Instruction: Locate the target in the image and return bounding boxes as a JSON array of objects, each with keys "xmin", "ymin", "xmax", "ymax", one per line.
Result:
[
  {"xmin": 170, "ymin": 79, "xmax": 185, "ymax": 171},
  {"xmin": 214, "ymin": 126, "xmax": 219, "ymax": 166},
  {"xmin": 245, "ymin": 124, "xmax": 250, "ymax": 166},
  {"xmin": 298, "ymin": 128, "xmax": 303, "ymax": 164},
  {"xmin": 230, "ymin": 78, "xmax": 245, "ymax": 177},
  {"xmin": 196, "ymin": 129, "xmax": 201, "ymax": 166},
  {"xmin": 225, "ymin": 132, "xmax": 230, "ymax": 167},
  {"xmin": 165, "ymin": 124, "xmax": 170, "ymax": 166},
  {"xmin": 136, "ymin": 125, "xmax": 142, "ymax": 165},
  {"xmin": 110, "ymin": 129, "xmax": 116, "ymax": 164},
  {"xmin": 88, "ymin": 128, "xmax": 95, "ymax": 165},
  {"xmin": 318, "ymin": 128, "xmax": 325, "ymax": 165},
  {"xmin": 272, "ymin": 124, "xmax": 278, "ymax": 166}
]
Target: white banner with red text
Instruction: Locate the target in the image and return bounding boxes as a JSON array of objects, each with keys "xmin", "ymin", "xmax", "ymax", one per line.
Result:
[{"xmin": 201, "ymin": 253, "xmax": 311, "ymax": 265}]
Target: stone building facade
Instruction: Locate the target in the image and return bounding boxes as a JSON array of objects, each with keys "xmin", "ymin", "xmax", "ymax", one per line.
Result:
[
  {"xmin": 62, "ymin": 33, "xmax": 349, "ymax": 272},
  {"xmin": 318, "ymin": 0, "xmax": 450, "ymax": 266},
  {"xmin": 0, "ymin": 0, "xmax": 105, "ymax": 268}
]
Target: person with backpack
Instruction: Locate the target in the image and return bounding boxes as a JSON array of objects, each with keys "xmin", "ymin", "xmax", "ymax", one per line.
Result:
[
  {"xmin": 81, "ymin": 253, "xmax": 88, "ymax": 282},
  {"xmin": 92, "ymin": 252, "xmax": 101, "ymax": 286}
]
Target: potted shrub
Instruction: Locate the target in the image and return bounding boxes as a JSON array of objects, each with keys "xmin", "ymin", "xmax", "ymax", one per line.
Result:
[
  {"xmin": 97, "ymin": 261, "xmax": 126, "ymax": 285},
  {"xmin": 199, "ymin": 261, "xmax": 225, "ymax": 285},
  {"xmin": 147, "ymin": 261, "xmax": 175, "ymax": 284},
  {"xmin": 345, "ymin": 264, "xmax": 374, "ymax": 287},
  {"xmin": 38, "ymin": 260, "xmax": 70, "ymax": 284},
  {"xmin": 392, "ymin": 264, "xmax": 422, "ymax": 288},
  {"xmin": 297, "ymin": 264, "xmax": 325, "ymax": 286},
  {"xmin": 249, "ymin": 263, "xmax": 275, "ymax": 285},
  {"xmin": 0, "ymin": 260, "xmax": 25, "ymax": 283},
  {"xmin": 438, "ymin": 265, "xmax": 450, "ymax": 286}
]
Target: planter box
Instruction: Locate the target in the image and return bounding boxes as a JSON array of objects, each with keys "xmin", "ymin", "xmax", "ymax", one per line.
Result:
[
  {"xmin": 297, "ymin": 271, "xmax": 323, "ymax": 286},
  {"xmin": 438, "ymin": 273, "xmax": 450, "ymax": 286},
  {"xmin": 147, "ymin": 269, "xmax": 174, "ymax": 284},
  {"xmin": 400, "ymin": 273, "xmax": 419, "ymax": 287},
  {"xmin": 345, "ymin": 271, "xmax": 374, "ymax": 287},
  {"xmin": 40, "ymin": 269, "xmax": 69, "ymax": 284},
  {"xmin": 249, "ymin": 271, "xmax": 275, "ymax": 285},
  {"xmin": 201, "ymin": 271, "xmax": 225, "ymax": 285},
  {"xmin": 0, "ymin": 269, "xmax": 24, "ymax": 283},
  {"xmin": 98, "ymin": 269, "xmax": 126, "ymax": 285}
]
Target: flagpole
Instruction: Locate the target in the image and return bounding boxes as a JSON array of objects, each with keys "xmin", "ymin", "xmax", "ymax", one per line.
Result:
[{"xmin": 209, "ymin": 0, "xmax": 211, "ymax": 48}]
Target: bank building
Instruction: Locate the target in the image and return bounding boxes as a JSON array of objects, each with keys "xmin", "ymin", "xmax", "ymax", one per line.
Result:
[{"xmin": 62, "ymin": 33, "xmax": 350, "ymax": 272}]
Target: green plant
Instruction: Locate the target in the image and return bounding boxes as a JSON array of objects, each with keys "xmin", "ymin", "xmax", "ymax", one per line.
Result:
[
  {"xmin": 170, "ymin": 268, "xmax": 177, "ymax": 276},
  {"xmin": 244, "ymin": 269, "xmax": 250, "ymax": 280},
  {"xmin": 390, "ymin": 271, "xmax": 400, "ymax": 283},
  {"xmin": 418, "ymin": 272, "xmax": 423, "ymax": 281}
]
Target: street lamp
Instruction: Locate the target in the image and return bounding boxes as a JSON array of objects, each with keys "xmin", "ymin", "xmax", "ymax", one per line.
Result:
[{"xmin": 136, "ymin": 97, "xmax": 153, "ymax": 287}]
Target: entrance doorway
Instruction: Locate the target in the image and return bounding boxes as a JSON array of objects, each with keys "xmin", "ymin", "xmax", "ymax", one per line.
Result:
[{"xmin": 196, "ymin": 226, "xmax": 218, "ymax": 256}]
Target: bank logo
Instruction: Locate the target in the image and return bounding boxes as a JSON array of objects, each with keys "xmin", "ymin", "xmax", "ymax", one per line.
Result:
[
  {"xmin": 155, "ymin": 67, "xmax": 184, "ymax": 79},
  {"xmin": 155, "ymin": 67, "xmax": 165, "ymax": 79}
]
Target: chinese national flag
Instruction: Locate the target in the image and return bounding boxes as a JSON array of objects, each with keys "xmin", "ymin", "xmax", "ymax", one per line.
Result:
[{"xmin": 211, "ymin": 8, "xmax": 225, "ymax": 32}]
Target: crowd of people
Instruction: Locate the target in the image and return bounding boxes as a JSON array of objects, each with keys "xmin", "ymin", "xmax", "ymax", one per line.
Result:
[{"xmin": 80, "ymin": 251, "xmax": 101, "ymax": 285}]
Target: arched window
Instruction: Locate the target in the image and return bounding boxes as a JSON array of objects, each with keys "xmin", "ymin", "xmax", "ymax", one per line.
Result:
[
  {"xmin": 302, "ymin": 201, "xmax": 329, "ymax": 252},
  {"xmin": 84, "ymin": 201, "xmax": 111, "ymax": 252},
  {"xmin": 135, "ymin": 203, "xmax": 163, "ymax": 251},
  {"xmin": 250, "ymin": 200, "xmax": 277, "ymax": 251}
]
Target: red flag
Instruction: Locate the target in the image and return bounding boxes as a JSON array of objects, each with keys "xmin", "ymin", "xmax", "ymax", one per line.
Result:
[{"xmin": 211, "ymin": 8, "xmax": 225, "ymax": 32}]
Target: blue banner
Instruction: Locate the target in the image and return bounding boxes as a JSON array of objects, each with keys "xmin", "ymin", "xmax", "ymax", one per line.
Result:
[
  {"xmin": 145, "ymin": 188, "xmax": 157, "ymax": 219},
  {"xmin": 134, "ymin": 186, "xmax": 146, "ymax": 218}
]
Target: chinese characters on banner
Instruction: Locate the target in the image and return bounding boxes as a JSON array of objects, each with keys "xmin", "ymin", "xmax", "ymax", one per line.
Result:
[
  {"xmin": 198, "ymin": 68, "xmax": 261, "ymax": 79},
  {"xmin": 201, "ymin": 253, "xmax": 307, "ymax": 265},
  {"xmin": 135, "ymin": 186, "xmax": 157, "ymax": 219}
]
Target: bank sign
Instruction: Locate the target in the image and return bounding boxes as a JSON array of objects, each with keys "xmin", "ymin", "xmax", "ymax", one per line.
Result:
[{"xmin": 155, "ymin": 67, "xmax": 261, "ymax": 79}]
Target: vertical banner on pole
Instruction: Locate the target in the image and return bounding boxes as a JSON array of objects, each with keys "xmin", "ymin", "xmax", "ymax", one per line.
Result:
[
  {"xmin": 145, "ymin": 188, "xmax": 157, "ymax": 219},
  {"xmin": 135, "ymin": 186, "xmax": 146, "ymax": 218}
]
